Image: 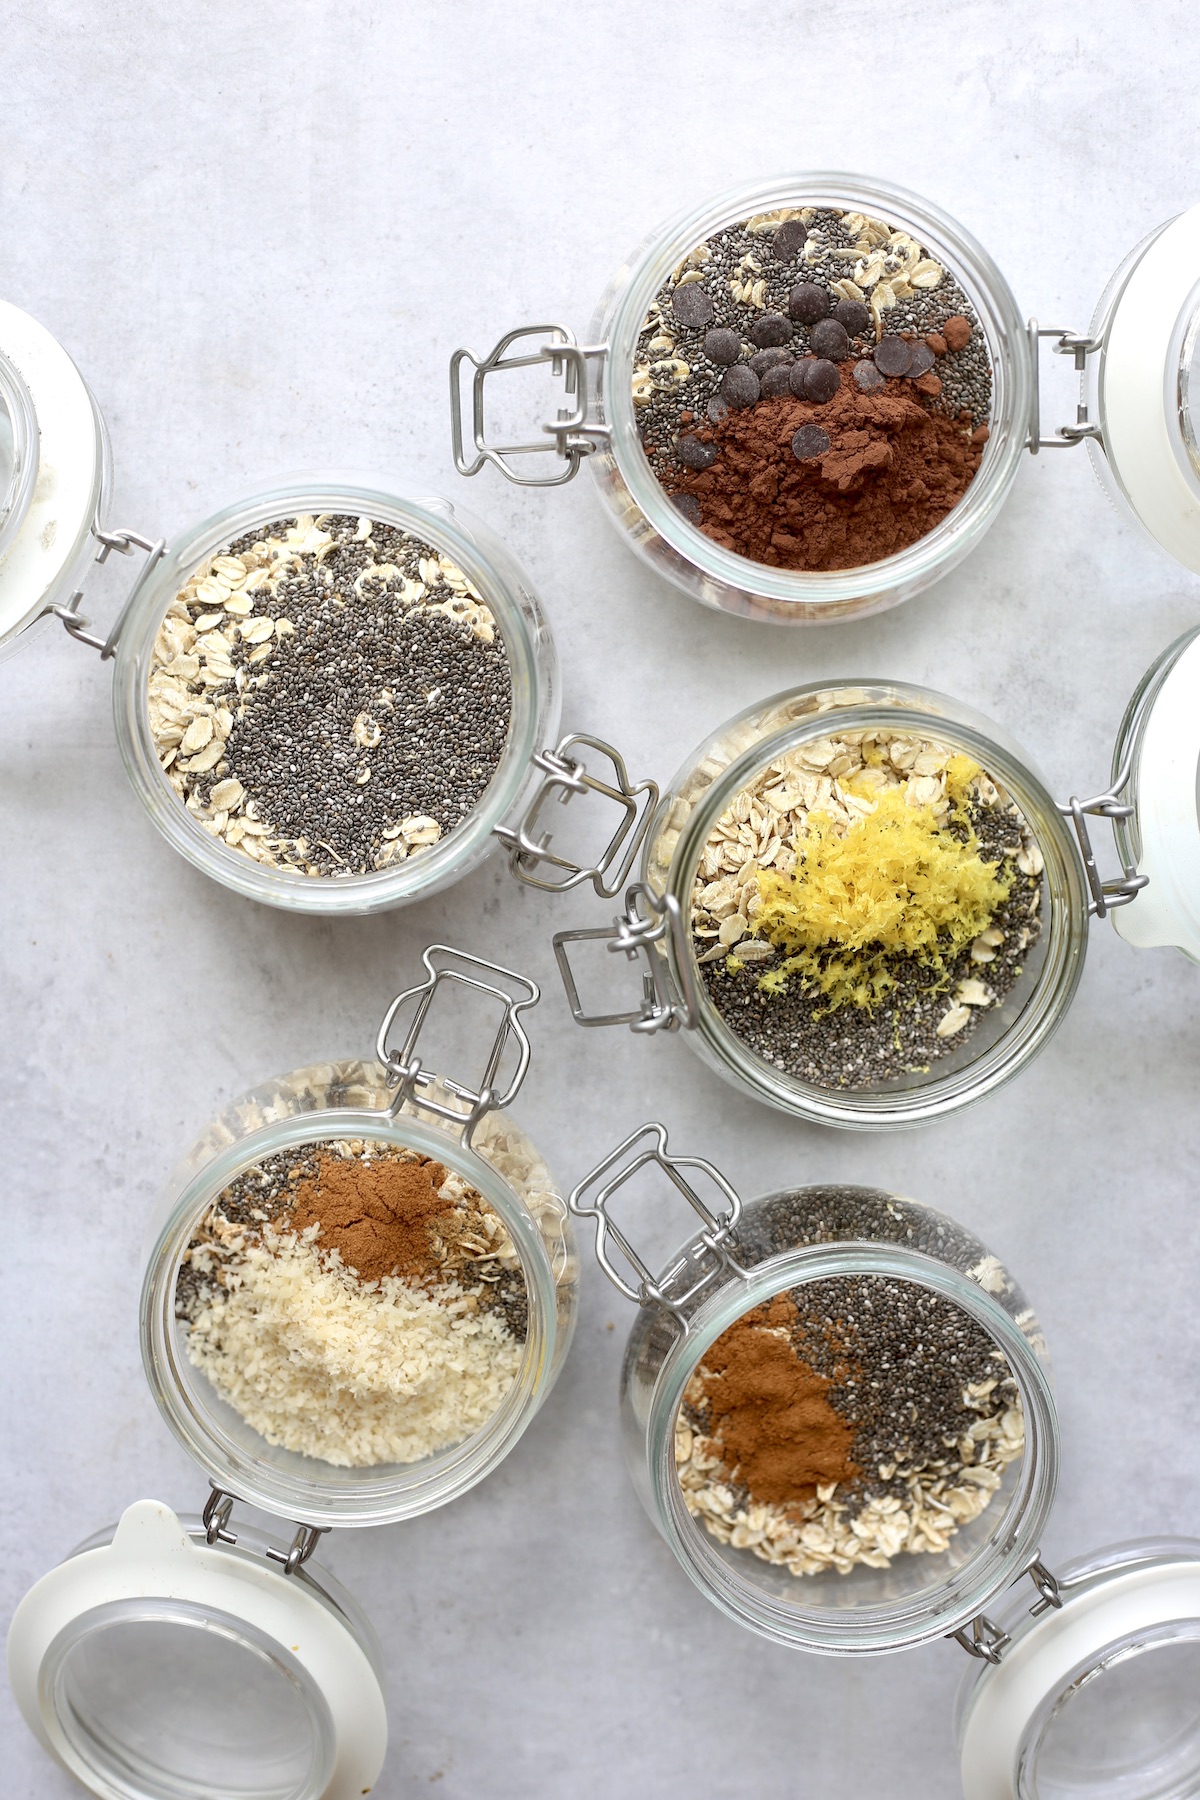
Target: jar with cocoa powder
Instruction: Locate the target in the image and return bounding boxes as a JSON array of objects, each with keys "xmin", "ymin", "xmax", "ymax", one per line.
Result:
[
  {"xmin": 570, "ymin": 1122, "xmax": 1200, "ymax": 1799},
  {"xmin": 451, "ymin": 176, "xmax": 1200, "ymax": 624},
  {"xmin": 7, "ymin": 945, "xmax": 578, "ymax": 1800},
  {"xmin": 546, "ymin": 654, "xmax": 1200, "ymax": 1128}
]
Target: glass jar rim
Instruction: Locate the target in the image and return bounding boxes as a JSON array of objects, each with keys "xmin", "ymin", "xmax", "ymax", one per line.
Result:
[
  {"xmin": 598, "ymin": 171, "xmax": 1031, "ymax": 611},
  {"xmin": 639, "ymin": 1238, "xmax": 1058, "ymax": 1654},
  {"xmin": 0, "ymin": 343, "xmax": 40, "ymax": 573},
  {"xmin": 654, "ymin": 681, "xmax": 1089, "ymax": 1127},
  {"xmin": 111, "ymin": 474, "xmax": 550, "ymax": 914},
  {"xmin": 141, "ymin": 1104, "xmax": 563, "ymax": 1526}
]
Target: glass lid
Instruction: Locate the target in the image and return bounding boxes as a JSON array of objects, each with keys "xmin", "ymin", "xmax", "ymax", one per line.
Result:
[
  {"xmin": 1110, "ymin": 631, "xmax": 1200, "ymax": 960},
  {"xmin": 6, "ymin": 1499, "xmax": 388, "ymax": 1800},
  {"xmin": 0, "ymin": 343, "xmax": 39, "ymax": 572},
  {"xmin": 957, "ymin": 1539, "xmax": 1200, "ymax": 1800}
]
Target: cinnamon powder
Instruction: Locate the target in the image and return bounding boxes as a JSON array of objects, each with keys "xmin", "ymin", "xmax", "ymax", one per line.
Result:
[
  {"xmin": 291, "ymin": 1151, "xmax": 453, "ymax": 1283},
  {"xmin": 696, "ymin": 1295, "xmax": 858, "ymax": 1507},
  {"xmin": 671, "ymin": 363, "xmax": 986, "ymax": 571}
]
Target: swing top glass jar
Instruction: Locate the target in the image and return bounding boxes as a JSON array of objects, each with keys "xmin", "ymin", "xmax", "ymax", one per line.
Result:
[{"xmin": 452, "ymin": 177, "xmax": 1200, "ymax": 624}]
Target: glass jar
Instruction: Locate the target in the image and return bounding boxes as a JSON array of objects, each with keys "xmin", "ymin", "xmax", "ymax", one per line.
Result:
[
  {"xmin": 451, "ymin": 180, "xmax": 1200, "ymax": 622},
  {"xmin": 548, "ymin": 655, "xmax": 1199, "ymax": 1127},
  {"xmin": 572, "ymin": 1125, "xmax": 1200, "ymax": 1797},
  {"xmin": 7, "ymin": 945, "xmax": 578, "ymax": 1800}
]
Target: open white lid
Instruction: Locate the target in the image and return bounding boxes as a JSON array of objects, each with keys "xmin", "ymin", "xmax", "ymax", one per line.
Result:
[
  {"xmin": 0, "ymin": 299, "xmax": 107, "ymax": 657},
  {"xmin": 1111, "ymin": 632, "xmax": 1200, "ymax": 958},
  {"xmin": 1098, "ymin": 206, "xmax": 1200, "ymax": 573},
  {"xmin": 958, "ymin": 1541, "xmax": 1200, "ymax": 1800},
  {"xmin": 7, "ymin": 1499, "xmax": 388, "ymax": 1800}
]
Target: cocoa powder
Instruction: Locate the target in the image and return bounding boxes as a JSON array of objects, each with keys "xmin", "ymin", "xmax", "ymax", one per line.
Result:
[
  {"xmin": 290, "ymin": 1150, "xmax": 453, "ymax": 1283},
  {"xmin": 696, "ymin": 1294, "xmax": 858, "ymax": 1508},
  {"xmin": 671, "ymin": 363, "xmax": 985, "ymax": 571}
]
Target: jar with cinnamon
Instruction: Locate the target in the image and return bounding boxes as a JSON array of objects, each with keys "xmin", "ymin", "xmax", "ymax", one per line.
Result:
[
  {"xmin": 452, "ymin": 175, "xmax": 1200, "ymax": 625},
  {"xmin": 570, "ymin": 1122, "xmax": 1200, "ymax": 1799}
]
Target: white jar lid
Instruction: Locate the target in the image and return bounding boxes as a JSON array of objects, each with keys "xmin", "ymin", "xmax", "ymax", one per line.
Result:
[
  {"xmin": 7, "ymin": 1499, "xmax": 388, "ymax": 1800},
  {"xmin": 1112, "ymin": 631, "xmax": 1200, "ymax": 957},
  {"xmin": 958, "ymin": 1542, "xmax": 1200, "ymax": 1799},
  {"xmin": 0, "ymin": 299, "xmax": 106, "ymax": 653},
  {"xmin": 1098, "ymin": 207, "xmax": 1200, "ymax": 573}
]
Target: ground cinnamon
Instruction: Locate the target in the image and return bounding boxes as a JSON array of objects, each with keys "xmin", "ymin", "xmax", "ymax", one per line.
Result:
[
  {"xmin": 670, "ymin": 362, "xmax": 985, "ymax": 571},
  {"xmin": 697, "ymin": 1294, "xmax": 858, "ymax": 1507},
  {"xmin": 290, "ymin": 1150, "xmax": 452, "ymax": 1283}
]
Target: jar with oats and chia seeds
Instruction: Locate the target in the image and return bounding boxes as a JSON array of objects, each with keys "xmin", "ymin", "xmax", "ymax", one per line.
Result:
[
  {"xmin": 546, "ymin": 660, "xmax": 1200, "ymax": 1128},
  {"xmin": 451, "ymin": 176, "xmax": 1200, "ymax": 624},
  {"xmin": 570, "ymin": 1124, "xmax": 1200, "ymax": 1800},
  {"xmin": 7, "ymin": 946, "xmax": 577, "ymax": 1800}
]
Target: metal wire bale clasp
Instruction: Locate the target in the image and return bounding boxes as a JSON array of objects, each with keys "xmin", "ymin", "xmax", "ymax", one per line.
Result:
[
  {"xmin": 375, "ymin": 944, "xmax": 539, "ymax": 1142},
  {"xmin": 450, "ymin": 324, "xmax": 610, "ymax": 486},
  {"xmin": 950, "ymin": 1555, "xmax": 1063, "ymax": 1664},
  {"xmin": 45, "ymin": 525, "xmax": 167, "ymax": 658},
  {"xmin": 568, "ymin": 1122, "xmax": 747, "ymax": 1330},
  {"xmin": 202, "ymin": 1487, "xmax": 328, "ymax": 1577},
  {"xmin": 495, "ymin": 732, "xmax": 660, "ymax": 899},
  {"xmin": 1027, "ymin": 322, "xmax": 1103, "ymax": 454},
  {"xmin": 1058, "ymin": 750, "xmax": 1148, "ymax": 918},
  {"xmin": 553, "ymin": 882, "xmax": 699, "ymax": 1035}
]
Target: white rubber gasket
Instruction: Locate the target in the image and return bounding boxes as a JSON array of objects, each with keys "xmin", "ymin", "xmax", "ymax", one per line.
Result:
[
  {"xmin": 1099, "ymin": 206, "xmax": 1200, "ymax": 573},
  {"xmin": 0, "ymin": 299, "xmax": 104, "ymax": 649},
  {"xmin": 959, "ymin": 1556, "xmax": 1200, "ymax": 1799},
  {"xmin": 6, "ymin": 1499, "xmax": 388, "ymax": 1800},
  {"xmin": 1112, "ymin": 633, "xmax": 1200, "ymax": 957}
]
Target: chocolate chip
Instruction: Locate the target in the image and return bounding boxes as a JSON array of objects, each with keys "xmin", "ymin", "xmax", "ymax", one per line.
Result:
[
  {"xmin": 853, "ymin": 360, "xmax": 886, "ymax": 393},
  {"xmin": 833, "ymin": 299, "xmax": 870, "ymax": 336},
  {"xmin": 703, "ymin": 327, "xmax": 742, "ymax": 367},
  {"xmin": 749, "ymin": 311, "xmax": 792, "ymax": 349},
  {"xmin": 809, "ymin": 318, "xmax": 850, "ymax": 362},
  {"xmin": 672, "ymin": 493, "xmax": 702, "ymax": 525},
  {"xmin": 760, "ymin": 366, "xmax": 794, "ymax": 397},
  {"xmin": 792, "ymin": 425, "xmax": 831, "ymax": 461},
  {"xmin": 707, "ymin": 395, "xmax": 730, "ymax": 423},
  {"xmin": 874, "ymin": 335, "xmax": 914, "ymax": 377},
  {"xmin": 677, "ymin": 435, "xmax": 718, "ymax": 470},
  {"xmin": 789, "ymin": 361, "xmax": 814, "ymax": 398},
  {"xmin": 672, "ymin": 284, "xmax": 713, "ymax": 327},
  {"xmin": 720, "ymin": 366, "xmax": 760, "ymax": 409},
  {"xmin": 749, "ymin": 346, "xmax": 793, "ymax": 375},
  {"xmin": 804, "ymin": 359, "xmax": 840, "ymax": 404},
  {"xmin": 773, "ymin": 219, "xmax": 808, "ymax": 261},
  {"xmin": 789, "ymin": 282, "xmax": 830, "ymax": 325},
  {"xmin": 905, "ymin": 343, "xmax": 936, "ymax": 378}
]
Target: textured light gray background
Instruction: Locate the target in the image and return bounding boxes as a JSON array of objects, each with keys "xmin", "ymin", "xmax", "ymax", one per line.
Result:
[{"xmin": 3, "ymin": 4, "xmax": 1200, "ymax": 1795}]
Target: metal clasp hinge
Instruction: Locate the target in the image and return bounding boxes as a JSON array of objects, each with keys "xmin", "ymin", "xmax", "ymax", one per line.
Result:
[
  {"xmin": 495, "ymin": 733, "xmax": 660, "ymax": 899},
  {"xmin": 553, "ymin": 883, "xmax": 699, "ymax": 1036},
  {"xmin": 1059, "ymin": 750, "xmax": 1148, "ymax": 919},
  {"xmin": 375, "ymin": 944, "xmax": 539, "ymax": 1144},
  {"xmin": 450, "ymin": 325, "xmax": 610, "ymax": 487},
  {"xmin": 568, "ymin": 1121, "xmax": 747, "ymax": 1328},
  {"xmin": 45, "ymin": 526, "xmax": 167, "ymax": 658},
  {"xmin": 202, "ymin": 1486, "xmax": 328, "ymax": 1577},
  {"xmin": 949, "ymin": 1557, "xmax": 1063, "ymax": 1664},
  {"xmin": 1027, "ymin": 322, "xmax": 1104, "ymax": 454}
]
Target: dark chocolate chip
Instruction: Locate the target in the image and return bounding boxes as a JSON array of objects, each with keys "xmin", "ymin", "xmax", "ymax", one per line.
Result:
[
  {"xmin": 760, "ymin": 366, "xmax": 794, "ymax": 397},
  {"xmin": 833, "ymin": 298, "xmax": 871, "ymax": 336},
  {"xmin": 874, "ymin": 335, "xmax": 914, "ymax": 377},
  {"xmin": 749, "ymin": 346, "xmax": 793, "ymax": 375},
  {"xmin": 789, "ymin": 282, "xmax": 831, "ymax": 325},
  {"xmin": 790, "ymin": 360, "xmax": 815, "ymax": 398},
  {"xmin": 703, "ymin": 328, "xmax": 741, "ymax": 367},
  {"xmin": 804, "ymin": 358, "xmax": 840, "ymax": 403},
  {"xmin": 809, "ymin": 318, "xmax": 850, "ymax": 362},
  {"xmin": 706, "ymin": 395, "xmax": 730, "ymax": 423},
  {"xmin": 720, "ymin": 365, "xmax": 760, "ymax": 409},
  {"xmin": 672, "ymin": 493, "xmax": 702, "ymax": 525},
  {"xmin": 792, "ymin": 425, "xmax": 831, "ymax": 460},
  {"xmin": 773, "ymin": 219, "xmax": 808, "ymax": 261},
  {"xmin": 853, "ymin": 360, "xmax": 886, "ymax": 393},
  {"xmin": 672, "ymin": 284, "xmax": 713, "ymax": 327},
  {"xmin": 905, "ymin": 343, "xmax": 936, "ymax": 378},
  {"xmin": 678, "ymin": 435, "xmax": 718, "ymax": 471},
  {"xmin": 749, "ymin": 311, "xmax": 792, "ymax": 349}
]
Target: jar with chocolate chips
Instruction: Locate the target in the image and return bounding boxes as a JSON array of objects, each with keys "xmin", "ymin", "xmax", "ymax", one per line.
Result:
[
  {"xmin": 569, "ymin": 1124, "xmax": 1200, "ymax": 1800},
  {"xmin": 452, "ymin": 177, "xmax": 1200, "ymax": 624},
  {"xmin": 547, "ymin": 658, "xmax": 1200, "ymax": 1127},
  {"xmin": 7, "ymin": 945, "xmax": 578, "ymax": 1800}
]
